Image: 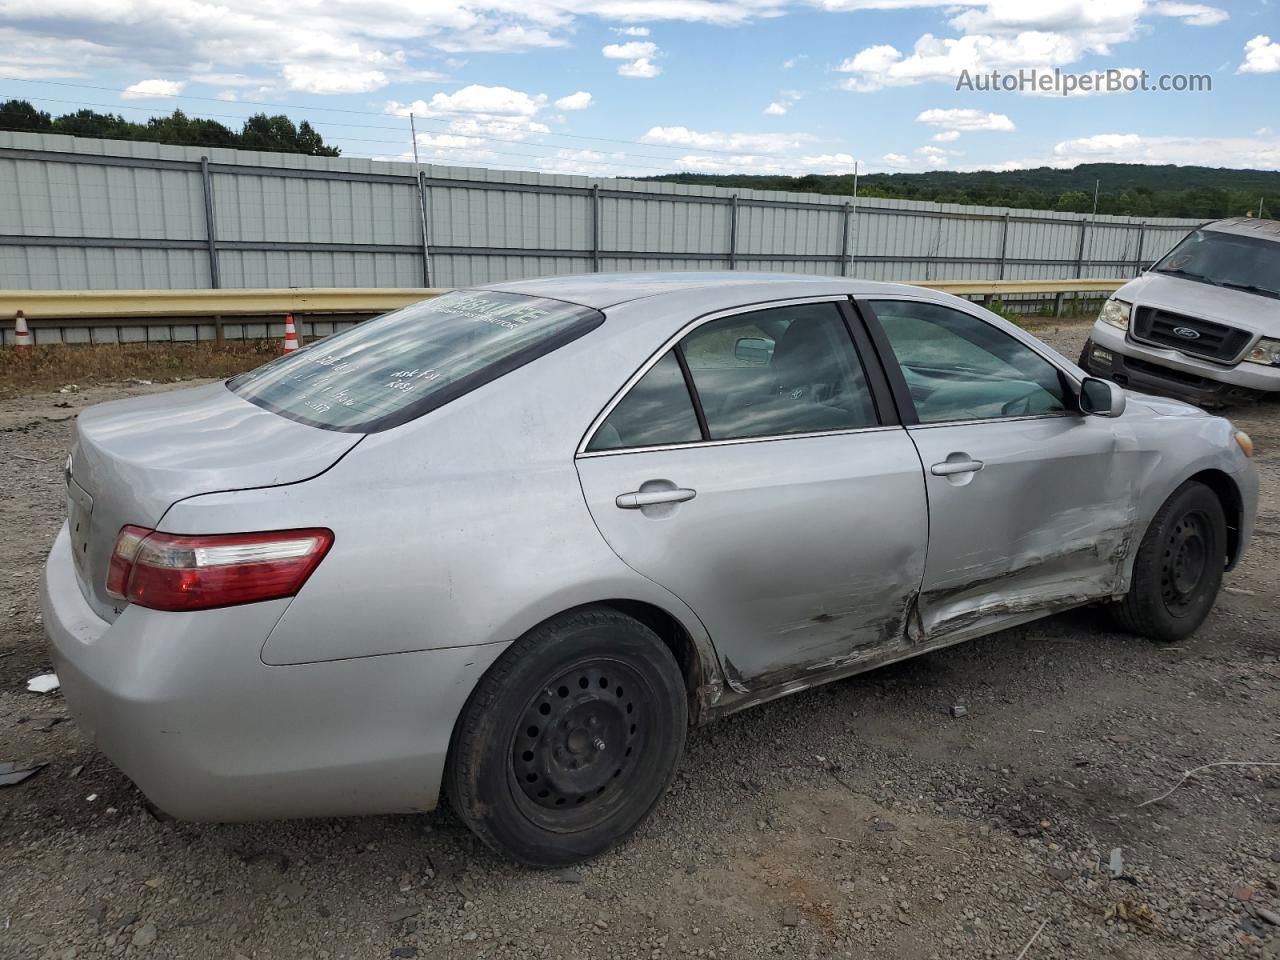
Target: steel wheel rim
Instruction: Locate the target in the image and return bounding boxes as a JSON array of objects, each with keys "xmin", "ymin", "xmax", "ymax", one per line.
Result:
[
  {"xmin": 508, "ymin": 657, "xmax": 650, "ymax": 832},
  {"xmin": 1161, "ymin": 509, "xmax": 1210, "ymax": 616}
]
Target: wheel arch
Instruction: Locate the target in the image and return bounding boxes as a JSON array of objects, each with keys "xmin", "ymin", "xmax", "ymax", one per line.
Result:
[{"xmin": 1184, "ymin": 468, "xmax": 1245, "ymax": 569}]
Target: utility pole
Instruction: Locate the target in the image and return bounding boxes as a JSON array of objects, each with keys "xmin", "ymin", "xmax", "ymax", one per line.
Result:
[
  {"xmin": 1091, "ymin": 178, "xmax": 1100, "ymax": 217},
  {"xmin": 853, "ymin": 160, "xmax": 859, "ymax": 200},
  {"xmin": 409, "ymin": 113, "xmax": 432, "ymax": 287}
]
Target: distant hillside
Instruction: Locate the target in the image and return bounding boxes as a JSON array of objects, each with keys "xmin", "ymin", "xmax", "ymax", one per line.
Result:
[{"xmin": 645, "ymin": 164, "xmax": 1280, "ymax": 219}]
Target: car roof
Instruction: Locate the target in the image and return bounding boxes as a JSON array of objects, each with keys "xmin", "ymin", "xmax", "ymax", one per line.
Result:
[
  {"xmin": 478, "ymin": 272, "xmax": 935, "ymax": 311},
  {"xmin": 1201, "ymin": 217, "xmax": 1280, "ymax": 242}
]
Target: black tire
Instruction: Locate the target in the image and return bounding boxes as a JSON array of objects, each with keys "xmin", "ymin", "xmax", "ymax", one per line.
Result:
[
  {"xmin": 1108, "ymin": 481, "xmax": 1226, "ymax": 643},
  {"xmin": 1077, "ymin": 341, "xmax": 1093, "ymax": 374},
  {"xmin": 445, "ymin": 608, "xmax": 687, "ymax": 866}
]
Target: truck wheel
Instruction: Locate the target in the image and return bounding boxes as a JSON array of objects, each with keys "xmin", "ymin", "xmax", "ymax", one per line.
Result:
[
  {"xmin": 446, "ymin": 608, "xmax": 687, "ymax": 866},
  {"xmin": 1108, "ymin": 481, "xmax": 1226, "ymax": 643}
]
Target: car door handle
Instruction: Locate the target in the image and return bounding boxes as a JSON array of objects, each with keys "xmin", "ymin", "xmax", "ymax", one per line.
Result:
[
  {"xmin": 616, "ymin": 488, "xmax": 697, "ymax": 509},
  {"xmin": 930, "ymin": 459, "xmax": 984, "ymax": 477}
]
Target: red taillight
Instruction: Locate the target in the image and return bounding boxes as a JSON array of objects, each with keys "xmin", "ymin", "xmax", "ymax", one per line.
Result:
[{"xmin": 106, "ymin": 527, "xmax": 333, "ymax": 612}]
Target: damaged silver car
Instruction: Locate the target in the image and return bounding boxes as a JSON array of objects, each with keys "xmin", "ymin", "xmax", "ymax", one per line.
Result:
[{"xmin": 41, "ymin": 273, "xmax": 1258, "ymax": 866}]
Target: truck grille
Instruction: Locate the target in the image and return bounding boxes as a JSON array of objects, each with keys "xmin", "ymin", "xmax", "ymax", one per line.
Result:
[{"xmin": 1130, "ymin": 307, "xmax": 1251, "ymax": 364}]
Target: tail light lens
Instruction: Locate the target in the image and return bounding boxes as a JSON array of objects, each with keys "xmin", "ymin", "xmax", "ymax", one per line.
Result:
[{"xmin": 106, "ymin": 527, "xmax": 333, "ymax": 612}]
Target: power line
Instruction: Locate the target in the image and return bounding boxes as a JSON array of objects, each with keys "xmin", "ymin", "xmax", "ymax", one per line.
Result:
[
  {"xmin": 0, "ymin": 94, "xmax": 701, "ymax": 174},
  {"xmin": 0, "ymin": 91, "xmax": 716, "ymax": 171},
  {"xmin": 0, "ymin": 74, "xmax": 760, "ymax": 158}
]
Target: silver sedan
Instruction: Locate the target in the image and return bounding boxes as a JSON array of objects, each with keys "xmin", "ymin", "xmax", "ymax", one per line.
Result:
[{"xmin": 41, "ymin": 273, "xmax": 1258, "ymax": 866}]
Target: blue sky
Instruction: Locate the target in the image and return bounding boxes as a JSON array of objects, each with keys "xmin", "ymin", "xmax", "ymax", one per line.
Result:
[{"xmin": 0, "ymin": 1, "xmax": 1277, "ymax": 176}]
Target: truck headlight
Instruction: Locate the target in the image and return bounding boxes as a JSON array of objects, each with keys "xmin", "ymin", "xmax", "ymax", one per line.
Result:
[
  {"xmin": 1098, "ymin": 298, "xmax": 1131, "ymax": 331},
  {"xmin": 1243, "ymin": 337, "xmax": 1280, "ymax": 366}
]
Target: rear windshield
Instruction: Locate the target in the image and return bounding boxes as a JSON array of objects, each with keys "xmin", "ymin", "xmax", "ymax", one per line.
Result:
[
  {"xmin": 1153, "ymin": 229, "xmax": 1280, "ymax": 299},
  {"xmin": 228, "ymin": 291, "xmax": 603, "ymax": 432}
]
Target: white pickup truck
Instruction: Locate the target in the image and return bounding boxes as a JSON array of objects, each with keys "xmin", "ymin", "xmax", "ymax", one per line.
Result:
[{"xmin": 1080, "ymin": 217, "xmax": 1280, "ymax": 405}]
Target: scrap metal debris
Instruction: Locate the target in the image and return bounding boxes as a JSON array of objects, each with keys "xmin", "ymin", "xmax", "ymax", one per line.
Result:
[
  {"xmin": 0, "ymin": 760, "xmax": 46, "ymax": 787},
  {"xmin": 26, "ymin": 673, "xmax": 60, "ymax": 694},
  {"xmin": 1108, "ymin": 848, "xmax": 1124, "ymax": 879},
  {"xmin": 1136, "ymin": 760, "xmax": 1280, "ymax": 807}
]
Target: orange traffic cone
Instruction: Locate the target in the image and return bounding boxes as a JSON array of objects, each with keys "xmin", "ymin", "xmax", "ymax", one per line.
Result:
[
  {"xmin": 13, "ymin": 310, "xmax": 33, "ymax": 357},
  {"xmin": 281, "ymin": 313, "xmax": 300, "ymax": 354}
]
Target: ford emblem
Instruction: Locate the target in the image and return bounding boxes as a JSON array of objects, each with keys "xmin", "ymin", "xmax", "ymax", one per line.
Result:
[{"xmin": 1172, "ymin": 326, "xmax": 1201, "ymax": 340}]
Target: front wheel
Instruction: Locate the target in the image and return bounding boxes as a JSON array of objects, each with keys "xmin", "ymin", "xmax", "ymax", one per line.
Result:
[
  {"xmin": 445, "ymin": 608, "xmax": 687, "ymax": 866},
  {"xmin": 1108, "ymin": 481, "xmax": 1226, "ymax": 643}
]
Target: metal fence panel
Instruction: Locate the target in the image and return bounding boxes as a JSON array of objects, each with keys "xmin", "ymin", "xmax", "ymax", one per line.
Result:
[{"xmin": 0, "ymin": 130, "xmax": 1204, "ymax": 292}]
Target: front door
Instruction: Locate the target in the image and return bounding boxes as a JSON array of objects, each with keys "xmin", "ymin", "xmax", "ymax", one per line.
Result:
[
  {"xmin": 862, "ymin": 298, "xmax": 1138, "ymax": 641},
  {"xmin": 574, "ymin": 299, "xmax": 929, "ymax": 690}
]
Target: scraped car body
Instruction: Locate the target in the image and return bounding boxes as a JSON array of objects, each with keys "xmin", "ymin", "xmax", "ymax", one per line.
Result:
[{"xmin": 41, "ymin": 273, "xmax": 1257, "ymax": 822}]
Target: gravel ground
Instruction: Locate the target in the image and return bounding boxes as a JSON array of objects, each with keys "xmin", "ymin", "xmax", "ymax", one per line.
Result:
[{"xmin": 1, "ymin": 321, "xmax": 1277, "ymax": 960}]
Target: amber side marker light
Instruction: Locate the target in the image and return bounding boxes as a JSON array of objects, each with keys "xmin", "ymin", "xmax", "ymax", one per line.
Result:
[{"xmin": 1234, "ymin": 430, "xmax": 1254, "ymax": 458}]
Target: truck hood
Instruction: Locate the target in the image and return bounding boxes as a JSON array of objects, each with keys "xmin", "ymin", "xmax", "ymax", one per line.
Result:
[
  {"xmin": 1116, "ymin": 273, "xmax": 1280, "ymax": 337},
  {"xmin": 67, "ymin": 382, "xmax": 361, "ymax": 619}
]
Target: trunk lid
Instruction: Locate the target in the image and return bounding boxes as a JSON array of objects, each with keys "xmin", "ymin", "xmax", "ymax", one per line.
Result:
[{"xmin": 65, "ymin": 382, "xmax": 361, "ymax": 621}]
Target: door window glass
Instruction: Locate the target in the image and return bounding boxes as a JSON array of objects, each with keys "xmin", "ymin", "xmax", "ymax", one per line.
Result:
[
  {"xmin": 587, "ymin": 350, "xmax": 702, "ymax": 451},
  {"xmin": 871, "ymin": 301, "xmax": 1067, "ymax": 423},
  {"xmin": 680, "ymin": 303, "xmax": 877, "ymax": 440}
]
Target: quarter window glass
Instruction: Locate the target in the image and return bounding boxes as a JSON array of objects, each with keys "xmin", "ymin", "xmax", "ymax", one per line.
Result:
[
  {"xmin": 680, "ymin": 303, "xmax": 878, "ymax": 440},
  {"xmin": 872, "ymin": 301, "xmax": 1067, "ymax": 423},
  {"xmin": 588, "ymin": 351, "xmax": 702, "ymax": 451}
]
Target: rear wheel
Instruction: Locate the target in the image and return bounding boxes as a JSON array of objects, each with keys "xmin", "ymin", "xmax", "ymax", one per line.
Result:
[
  {"xmin": 446, "ymin": 608, "xmax": 687, "ymax": 866},
  {"xmin": 1108, "ymin": 481, "xmax": 1226, "ymax": 643}
]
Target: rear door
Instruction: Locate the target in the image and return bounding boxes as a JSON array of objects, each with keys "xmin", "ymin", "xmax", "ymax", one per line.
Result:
[
  {"xmin": 860, "ymin": 297, "xmax": 1137, "ymax": 642},
  {"xmin": 575, "ymin": 298, "xmax": 929, "ymax": 691}
]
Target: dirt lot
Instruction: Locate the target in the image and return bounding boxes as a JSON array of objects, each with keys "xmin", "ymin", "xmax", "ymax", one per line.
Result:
[{"xmin": 1, "ymin": 320, "xmax": 1277, "ymax": 960}]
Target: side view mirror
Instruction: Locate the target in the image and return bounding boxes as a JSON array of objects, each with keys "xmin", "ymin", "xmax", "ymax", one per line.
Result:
[
  {"xmin": 734, "ymin": 336, "xmax": 774, "ymax": 365},
  {"xmin": 1079, "ymin": 376, "xmax": 1126, "ymax": 418}
]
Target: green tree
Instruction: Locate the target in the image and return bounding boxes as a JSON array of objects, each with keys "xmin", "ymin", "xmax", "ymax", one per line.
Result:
[
  {"xmin": 0, "ymin": 99, "xmax": 52, "ymax": 132},
  {"xmin": 239, "ymin": 114, "xmax": 339, "ymax": 156}
]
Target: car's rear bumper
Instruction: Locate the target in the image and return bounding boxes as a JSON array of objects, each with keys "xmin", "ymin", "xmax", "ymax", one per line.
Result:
[
  {"xmin": 40, "ymin": 523, "xmax": 506, "ymax": 821},
  {"xmin": 1086, "ymin": 322, "xmax": 1280, "ymax": 404}
]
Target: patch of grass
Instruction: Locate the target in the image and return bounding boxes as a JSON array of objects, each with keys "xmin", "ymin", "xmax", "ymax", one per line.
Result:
[{"xmin": 0, "ymin": 341, "xmax": 279, "ymax": 399}]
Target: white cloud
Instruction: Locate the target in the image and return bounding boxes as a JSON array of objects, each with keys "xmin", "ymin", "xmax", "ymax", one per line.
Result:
[
  {"xmin": 782, "ymin": 54, "xmax": 807, "ymax": 68},
  {"xmin": 611, "ymin": 26, "xmax": 651, "ymax": 36},
  {"xmin": 0, "ymin": 28, "xmax": 120, "ymax": 80},
  {"xmin": 603, "ymin": 39, "xmax": 662, "ymax": 77},
  {"xmin": 554, "ymin": 90, "xmax": 594, "ymax": 110},
  {"xmin": 1051, "ymin": 131, "xmax": 1280, "ymax": 168},
  {"xmin": 641, "ymin": 126, "xmax": 813, "ymax": 154},
  {"xmin": 391, "ymin": 85, "xmax": 548, "ymax": 118},
  {"xmin": 602, "ymin": 40, "xmax": 657, "ymax": 59},
  {"xmin": 120, "ymin": 78, "xmax": 186, "ymax": 99},
  {"xmin": 838, "ymin": 31, "xmax": 1102, "ymax": 91},
  {"xmin": 763, "ymin": 89, "xmax": 802, "ymax": 115},
  {"xmin": 881, "ymin": 153, "xmax": 912, "ymax": 168},
  {"xmin": 1150, "ymin": 2, "xmax": 1228, "ymax": 26},
  {"xmin": 932, "ymin": 130, "xmax": 961, "ymax": 142},
  {"xmin": 215, "ymin": 90, "xmax": 238, "ymax": 101},
  {"xmin": 618, "ymin": 56, "xmax": 662, "ymax": 77},
  {"xmin": 916, "ymin": 107, "xmax": 1014, "ymax": 131},
  {"xmin": 281, "ymin": 65, "xmax": 387, "ymax": 94},
  {"xmin": 836, "ymin": 0, "xmax": 1229, "ymax": 92},
  {"xmin": 387, "ymin": 85, "xmax": 553, "ymax": 141},
  {"xmin": 916, "ymin": 144, "xmax": 952, "ymax": 165},
  {"xmin": 1239, "ymin": 35, "xmax": 1280, "ymax": 74}
]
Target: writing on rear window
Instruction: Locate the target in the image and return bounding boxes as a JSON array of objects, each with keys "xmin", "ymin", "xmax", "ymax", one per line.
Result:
[{"xmin": 227, "ymin": 291, "xmax": 602, "ymax": 433}]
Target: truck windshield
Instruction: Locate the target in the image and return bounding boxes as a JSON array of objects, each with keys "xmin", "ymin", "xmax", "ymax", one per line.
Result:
[
  {"xmin": 227, "ymin": 291, "xmax": 603, "ymax": 432},
  {"xmin": 1153, "ymin": 229, "xmax": 1280, "ymax": 299}
]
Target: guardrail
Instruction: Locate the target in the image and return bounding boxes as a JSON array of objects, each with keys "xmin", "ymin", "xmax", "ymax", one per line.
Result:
[{"xmin": 2, "ymin": 279, "xmax": 1119, "ymax": 345}]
